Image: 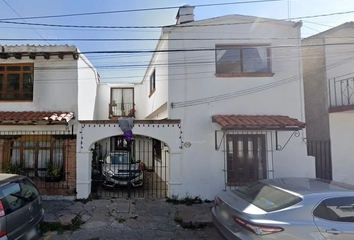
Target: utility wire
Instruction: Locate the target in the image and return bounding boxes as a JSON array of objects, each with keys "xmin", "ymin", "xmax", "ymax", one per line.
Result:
[
  {"xmin": 171, "ymin": 56, "xmax": 354, "ymax": 108},
  {"xmin": 74, "ymin": 42, "xmax": 354, "ymax": 54},
  {"xmin": 1, "ymin": 0, "xmax": 50, "ymax": 44},
  {"xmin": 1, "ymin": 9, "xmax": 354, "ymax": 29},
  {"xmin": 5, "ymin": 36, "xmax": 354, "ymax": 41},
  {"xmin": 0, "ymin": 0, "xmax": 285, "ymax": 21}
]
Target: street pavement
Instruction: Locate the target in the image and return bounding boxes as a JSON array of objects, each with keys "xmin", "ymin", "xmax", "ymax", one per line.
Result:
[{"xmin": 40, "ymin": 198, "xmax": 224, "ymax": 240}]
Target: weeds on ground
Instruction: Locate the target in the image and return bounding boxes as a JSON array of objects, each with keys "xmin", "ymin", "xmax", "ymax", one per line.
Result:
[
  {"xmin": 166, "ymin": 194, "xmax": 204, "ymax": 206},
  {"xmin": 71, "ymin": 214, "xmax": 83, "ymax": 231},
  {"xmin": 174, "ymin": 212, "xmax": 183, "ymax": 224},
  {"xmin": 41, "ymin": 222, "xmax": 65, "ymax": 235}
]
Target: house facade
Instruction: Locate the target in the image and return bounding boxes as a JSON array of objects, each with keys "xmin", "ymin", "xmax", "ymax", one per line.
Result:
[
  {"xmin": 0, "ymin": 44, "xmax": 99, "ymax": 196},
  {"xmin": 0, "ymin": 6, "xmax": 319, "ymax": 200},
  {"xmin": 83, "ymin": 6, "xmax": 315, "ymax": 200},
  {"xmin": 303, "ymin": 22, "xmax": 354, "ymax": 184}
]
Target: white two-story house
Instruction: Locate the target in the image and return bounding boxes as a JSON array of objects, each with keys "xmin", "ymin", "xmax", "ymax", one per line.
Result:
[
  {"xmin": 81, "ymin": 6, "xmax": 315, "ymax": 200},
  {"xmin": 0, "ymin": 45, "xmax": 99, "ymax": 196}
]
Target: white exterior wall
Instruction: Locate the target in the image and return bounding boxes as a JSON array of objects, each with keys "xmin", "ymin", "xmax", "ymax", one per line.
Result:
[
  {"xmin": 135, "ymin": 38, "xmax": 169, "ymax": 119},
  {"xmin": 323, "ymin": 28, "xmax": 354, "ymax": 184},
  {"xmin": 330, "ymin": 111, "xmax": 354, "ymax": 184},
  {"xmin": 77, "ymin": 55, "xmax": 99, "ymax": 120},
  {"xmin": 163, "ymin": 17, "xmax": 314, "ymax": 199},
  {"xmin": 0, "ymin": 56, "xmax": 78, "ymax": 113},
  {"xmin": 76, "ymin": 122, "xmax": 181, "ymax": 198},
  {"xmin": 96, "ymin": 83, "xmax": 135, "ymax": 120},
  {"xmin": 324, "ymin": 28, "xmax": 354, "ymax": 80},
  {"xmin": 323, "ymin": 28, "xmax": 354, "ymax": 107}
]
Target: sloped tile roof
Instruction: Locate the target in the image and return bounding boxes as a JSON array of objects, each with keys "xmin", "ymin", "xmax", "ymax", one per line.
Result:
[
  {"xmin": 212, "ymin": 115, "xmax": 305, "ymax": 130},
  {"xmin": 0, "ymin": 111, "xmax": 74, "ymax": 125}
]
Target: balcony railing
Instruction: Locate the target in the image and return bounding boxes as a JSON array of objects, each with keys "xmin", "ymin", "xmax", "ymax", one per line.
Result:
[
  {"xmin": 109, "ymin": 103, "xmax": 135, "ymax": 118},
  {"xmin": 328, "ymin": 76, "xmax": 354, "ymax": 108}
]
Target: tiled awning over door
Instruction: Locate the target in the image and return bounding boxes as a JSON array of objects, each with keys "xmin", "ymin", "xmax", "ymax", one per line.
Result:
[
  {"xmin": 212, "ymin": 115, "xmax": 305, "ymax": 131},
  {"xmin": 0, "ymin": 111, "xmax": 74, "ymax": 125}
]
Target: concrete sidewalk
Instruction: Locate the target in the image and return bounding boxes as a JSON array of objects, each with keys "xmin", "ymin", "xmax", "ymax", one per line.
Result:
[{"xmin": 40, "ymin": 198, "xmax": 223, "ymax": 240}]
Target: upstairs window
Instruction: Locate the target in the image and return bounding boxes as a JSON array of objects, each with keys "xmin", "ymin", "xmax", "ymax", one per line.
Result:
[
  {"xmin": 149, "ymin": 70, "xmax": 156, "ymax": 97},
  {"xmin": 110, "ymin": 88, "xmax": 134, "ymax": 117},
  {"xmin": 0, "ymin": 64, "xmax": 34, "ymax": 101},
  {"xmin": 215, "ymin": 45, "xmax": 272, "ymax": 76}
]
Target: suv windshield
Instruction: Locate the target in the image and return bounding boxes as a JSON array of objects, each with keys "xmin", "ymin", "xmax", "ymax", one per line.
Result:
[
  {"xmin": 232, "ymin": 182, "xmax": 302, "ymax": 212},
  {"xmin": 106, "ymin": 153, "xmax": 136, "ymax": 164}
]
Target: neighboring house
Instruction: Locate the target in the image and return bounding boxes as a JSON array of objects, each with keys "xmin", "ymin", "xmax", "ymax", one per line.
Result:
[
  {"xmin": 303, "ymin": 22, "xmax": 354, "ymax": 184},
  {"xmin": 81, "ymin": 5, "xmax": 315, "ymax": 200},
  {"xmin": 0, "ymin": 45, "xmax": 99, "ymax": 196}
]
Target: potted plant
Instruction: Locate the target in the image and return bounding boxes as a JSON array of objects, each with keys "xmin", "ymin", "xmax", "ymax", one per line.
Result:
[
  {"xmin": 128, "ymin": 108, "xmax": 136, "ymax": 118},
  {"xmin": 45, "ymin": 161, "xmax": 62, "ymax": 182},
  {"xmin": 3, "ymin": 162, "xmax": 24, "ymax": 175}
]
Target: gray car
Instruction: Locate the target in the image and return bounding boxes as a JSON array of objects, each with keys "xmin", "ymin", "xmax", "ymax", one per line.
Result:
[
  {"xmin": 0, "ymin": 174, "xmax": 44, "ymax": 240},
  {"xmin": 101, "ymin": 151, "xmax": 144, "ymax": 188},
  {"xmin": 212, "ymin": 177, "xmax": 354, "ymax": 240}
]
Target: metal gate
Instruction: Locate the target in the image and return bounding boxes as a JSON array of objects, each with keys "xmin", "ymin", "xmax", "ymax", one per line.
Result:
[
  {"xmin": 0, "ymin": 131, "xmax": 76, "ymax": 195},
  {"xmin": 307, "ymin": 140, "xmax": 332, "ymax": 180},
  {"xmin": 91, "ymin": 136, "xmax": 169, "ymax": 198}
]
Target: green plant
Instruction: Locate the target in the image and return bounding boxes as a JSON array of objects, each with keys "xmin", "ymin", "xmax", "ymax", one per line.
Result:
[
  {"xmin": 174, "ymin": 212, "xmax": 183, "ymax": 224},
  {"xmin": 46, "ymin": 161, "xmax": 61, "ymax": 177},
  {"xmin": 166, "ymin": 194, "xmax": 180, "ymax": 204},
  {"xmin": 70, "ymin": 215, "xmax": 83, "ymax": 231},
  {"xmin": 3, "ymin": 162, "xmax": 23, "ymax": 174},
  {"xmin": 41, "ymin": 222, "xmax": 64, "ymax": 234},
  {"xmin": 166, "ymin": 194, "xmax": 203, "ymax": 206}
]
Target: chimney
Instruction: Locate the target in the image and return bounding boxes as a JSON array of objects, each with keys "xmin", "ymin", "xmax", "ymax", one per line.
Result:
[{"xmin": 176, "ymin": 5, "xmax": 195, "ymax": 24}]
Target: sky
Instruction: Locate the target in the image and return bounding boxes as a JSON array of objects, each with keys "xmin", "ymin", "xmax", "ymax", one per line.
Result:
[{"xmin": 1, "ymin": 0, "xmax": 354, "ymax": 83}]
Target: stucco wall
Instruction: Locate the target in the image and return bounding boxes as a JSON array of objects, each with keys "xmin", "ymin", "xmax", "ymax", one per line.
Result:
[
  {"xmin": 302, "ymin": 37, "xmax": 330, "ymax": 141},
  {"xmin": 0, "ymin": 56, "xmax": 78, "ymax": 114},
  {"xmin": 163, "ymin": 18, "xmax": 314, "ymax": 199},
  {"xmin": 135, "ymin": 37, "xmax": 169, "ymax": 119},
  {"xmin": 77, "ymin": 54, "xmax": 99, "ymax": 120},
  {"xmin": 330, "ymin": 111, "xmax": 354, "ymax": 184},
  {"xmin": 303, "ymin": 27, "xmax": 354, "ymax": 141},
  {"xmin": 96, "ymin": 83, "xmax": 136, "ymax": 120}
]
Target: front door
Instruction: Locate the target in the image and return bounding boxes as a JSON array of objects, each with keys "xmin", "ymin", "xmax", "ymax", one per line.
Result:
[{"xmin": 226, "ymin": 134, "xmax": 267, "ymax": 185}]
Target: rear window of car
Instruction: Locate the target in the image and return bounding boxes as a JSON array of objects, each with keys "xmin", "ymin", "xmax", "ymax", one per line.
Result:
[
  {"xmin": 0, "ymin": 178, "xmax": 39, "ymax": 215},
  {"xmin": 232, "ymin": 182, "xmax": 302, "ymax": 212}
]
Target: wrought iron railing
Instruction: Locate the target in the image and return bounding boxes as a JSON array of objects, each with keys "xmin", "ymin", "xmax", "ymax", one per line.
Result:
[
  {"xmin": 109, "ymin": 103, "xmax": 135, "ymax": 118},
  {"xmin": 328, "ymin": 76, "xmax": 354, "ymax": 108}
]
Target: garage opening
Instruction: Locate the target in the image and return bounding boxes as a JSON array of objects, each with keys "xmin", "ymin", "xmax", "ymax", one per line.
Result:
[{"xmin": 90, "ymin": 135, "xmax": 169, "ymax": 198}]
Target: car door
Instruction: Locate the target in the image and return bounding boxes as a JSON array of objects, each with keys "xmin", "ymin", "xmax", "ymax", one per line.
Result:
[
  {"xmin": 1, "ymin": 181, "xmax": 29, "ymax": 240},
  {"xmin": 313, "ymin": 196, "xmax": 354, "ymax": 240},
  {"xmin": 19, "ymin": 178, "xmax": 42, "ymax": 229}
]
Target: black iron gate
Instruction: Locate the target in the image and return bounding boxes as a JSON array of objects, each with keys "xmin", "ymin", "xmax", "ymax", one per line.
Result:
[
  {"xmin": 0, "ymin": 130, "xmax": 75, "ymax": 195},
  {"xmin": 91, "ymin": 137, "xmax": 169, "ymax": 198},
  {"xmin": 307, "ymin": 140, "xmax": 332, "ymax": 180}
]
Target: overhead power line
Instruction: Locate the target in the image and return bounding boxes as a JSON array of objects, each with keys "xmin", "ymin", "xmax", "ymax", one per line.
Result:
[
  {"xmin": 1, "ymin": 0, "xmax": 50, "ymax": 44},
  {"xmin": 5, "ymin": 36, "xmax": 354, "ymax": 42},
  {"xmin": 0, "ymin": 0, "xmax": 284, "ymax": 21},
  {"xmin": 1, "ymin": 9, "xmax": 354, "ymax": 29},
  {"xmin": 171, "ymin": 56, "xmax": 354, "ymax": 108},
  {"xmin": 75, "ymin": 42, "xmax": 354, "ymax": 54}
]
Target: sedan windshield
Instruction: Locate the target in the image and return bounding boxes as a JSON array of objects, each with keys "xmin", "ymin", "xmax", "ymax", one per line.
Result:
[{"xmin": 232, "ymin": 182, "xmax": 302, "ymax": 212}]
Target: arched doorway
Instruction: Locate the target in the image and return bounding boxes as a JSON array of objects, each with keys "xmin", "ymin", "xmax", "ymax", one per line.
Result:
[{"xmin": 90, "ymin": 134, "xmax": 170, "ymax": 198}]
